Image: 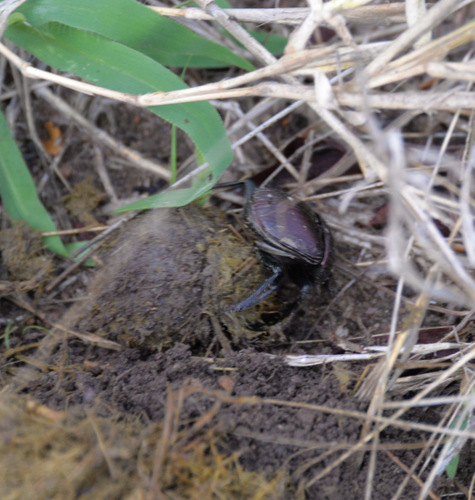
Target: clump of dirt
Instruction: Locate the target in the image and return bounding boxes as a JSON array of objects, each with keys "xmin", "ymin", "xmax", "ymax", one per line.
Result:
[
  {"xmin": 72, "ymin": 205, "xmax": 300, "ymax": 351},
  {"xmin": 0, "ymin": 221, "xmax": 54, "ymax": 285},
  {"xmin": 63, "ymin": 176, "xmax": 105, "ymax": 225}
]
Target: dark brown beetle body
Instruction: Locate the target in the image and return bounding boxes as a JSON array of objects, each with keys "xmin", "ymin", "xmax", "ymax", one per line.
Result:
[
  {"xmin": 244, "ymin": 187, "xmax": 332, "ymax": 267},
  {"xmin": 213, "ymin": 181, "xmax": 333, "ymax": 312}
]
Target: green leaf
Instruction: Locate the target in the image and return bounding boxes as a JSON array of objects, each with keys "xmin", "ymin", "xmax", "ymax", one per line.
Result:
[
  {"xmin": 114, "ymin": 183, "xmax": 212, "ymax": 212},
  {"xmin": 64, "ymin": 242, "xmax": 96, "ymax": 267},
  {"xmin": 6, "ymin": 21, "xmax": 189, "ymax": 94},
  {"xmin": 14, "ymin": 0, "xmax": 253, "ymax": 70},
  {"xmin": 0, "ymin": 111, "xmax": 67, "ymax": 256},
  {"xmin": 250, "ymin": 30, "xmax": 287, "ymax": 56},
  {"xmin": 446, "ymin": 454, "xmax": 459, "ymax": 480},
  {"xmin": 445, "ymin": 412, "xmax": 470, "ymax": 479},
  {"xmin": 6, "ymin": 12, "xmax": 26, "ymax": 26},
  {"xmin": 5, "ymin": 20, "xmax": 233, "ymax": 208},
  {"xmin": 214, "ymin": 0, "xmax": 232, "ymax": 7}
]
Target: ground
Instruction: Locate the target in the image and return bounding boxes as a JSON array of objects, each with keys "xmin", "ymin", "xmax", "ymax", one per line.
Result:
[{"xmin": 1, "ymin": 20, "xmax": 474, "ymax": 500}]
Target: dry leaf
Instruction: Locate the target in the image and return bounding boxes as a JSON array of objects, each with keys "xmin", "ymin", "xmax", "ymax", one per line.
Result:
[{"xmin": 42, "ymin": 120, "xmax": 62, "ymax": 156}]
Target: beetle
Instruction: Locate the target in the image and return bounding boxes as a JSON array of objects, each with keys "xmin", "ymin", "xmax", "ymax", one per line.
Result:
[{"xmin": 213, "ymin": 180, "xmax": 333, "ymax": 312}]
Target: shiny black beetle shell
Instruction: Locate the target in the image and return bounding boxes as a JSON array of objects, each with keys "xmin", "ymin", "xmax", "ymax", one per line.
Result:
[
  {"xmin": 243, "ymin": 187, "xmax": 332, "ymax": 269},
  {"xmin": 213, "ymin": 181, "xmax": 333, "ymax": 312}
]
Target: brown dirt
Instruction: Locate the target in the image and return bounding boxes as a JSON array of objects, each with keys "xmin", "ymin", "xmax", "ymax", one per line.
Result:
[
  {"xmin": 1, "ymin": 76, "xmax": 472, "ymax": 500},
  {"xmin": 3, "ymin": 201, "xmax": 469, "ymax": 499},
  {"xmin": 16, "ymin": 342, "xmax": 436, "ymax": 499}
]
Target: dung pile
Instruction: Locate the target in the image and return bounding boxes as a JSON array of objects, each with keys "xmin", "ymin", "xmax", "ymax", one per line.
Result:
[{"xmin": 73, "ymin": 205, "xmax": 297, "ymax": 352}]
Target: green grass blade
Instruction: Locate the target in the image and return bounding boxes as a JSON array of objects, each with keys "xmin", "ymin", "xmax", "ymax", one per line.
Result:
[
  {"xmin": 0, "ymin": 110, "xmax": 67, "ymax": 256},
  {"xmin": 64, "ymin": 242, "xmax": 96, "ymax": 267},
  {"xmin": 445, "ymin": 454, "xmax": 459, "ymax": 480},
  {"xmin": 114, "ymin": 183, "xmax": 212, "ymax": 212},
  {"xmin": 14, "ymin": 0, "xmax": 253, "ymax": 70},
  {"xmin": 250, "ymin": 30, "xmax": 287, "ymax": 56},
  {"xmin": 6, "ymin": 20, "xmax": 233, "ymax": 207},
  {"xmin": 445, "ymin": 409, "xmax": 470, "ymax": 479}
]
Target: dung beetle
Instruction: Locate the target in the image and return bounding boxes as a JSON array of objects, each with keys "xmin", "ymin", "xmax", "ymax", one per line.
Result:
[{"xmin": 213, "ymin": 180, "xmax": 333, "ymax": 312}]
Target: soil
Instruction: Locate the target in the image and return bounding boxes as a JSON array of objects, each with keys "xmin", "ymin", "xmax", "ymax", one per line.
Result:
[
  {"xmin": 1, "ymin": 63, "xmax": 473, "ymax": 500},
  {"xmin": 18, "ymin": 342, "xmax": 447, "ymax": 500},
  {"xmin": 3, "ymin": 197, "xmax": 471, "ymax": 499}
]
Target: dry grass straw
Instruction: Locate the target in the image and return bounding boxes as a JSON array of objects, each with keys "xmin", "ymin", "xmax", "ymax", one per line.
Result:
[
  {"xmin": 0, "ymin": 389, "xmax": 286, "ymax": 500},
  {"xmin": 1, "ymin": 0, "xmax": 475, "ymax": 497}
]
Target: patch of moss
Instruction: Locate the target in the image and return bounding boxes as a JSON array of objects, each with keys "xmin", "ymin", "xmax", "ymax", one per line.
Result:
[{"xmin": 63, "ymin": 177, "xmax": 105, "ymax": 225}]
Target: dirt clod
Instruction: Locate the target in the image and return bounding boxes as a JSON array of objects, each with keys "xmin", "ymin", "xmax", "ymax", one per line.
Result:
[{"xmin": 72, "ymin": 205, "xmax": 299, "ymax": 351}]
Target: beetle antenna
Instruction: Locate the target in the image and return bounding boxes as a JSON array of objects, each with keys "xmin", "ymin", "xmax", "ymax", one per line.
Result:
[{"xmin": 213, "ymin": 179, "xmax": 256, "ymax": 198}]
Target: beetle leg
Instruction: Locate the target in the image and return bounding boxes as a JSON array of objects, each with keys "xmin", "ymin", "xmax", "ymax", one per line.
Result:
[{"xmin": 229, "ymin": 267, "xmax": 282, "ymax": 313}]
